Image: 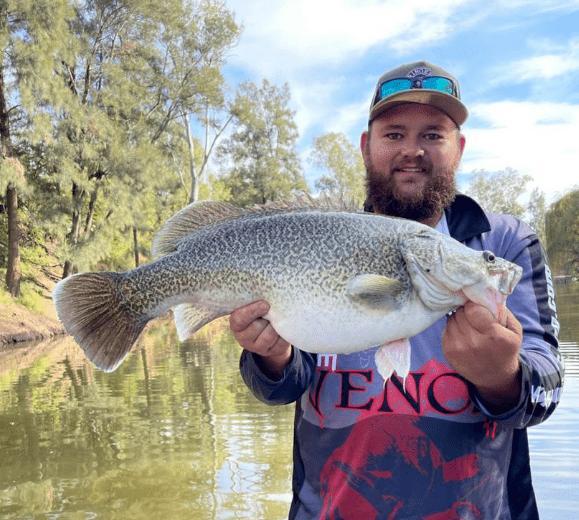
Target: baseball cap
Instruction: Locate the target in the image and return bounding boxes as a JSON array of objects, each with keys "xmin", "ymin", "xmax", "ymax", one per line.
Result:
[{"xmin": 369, "ymin": 61, "xmax": 468, "ymax": 126}]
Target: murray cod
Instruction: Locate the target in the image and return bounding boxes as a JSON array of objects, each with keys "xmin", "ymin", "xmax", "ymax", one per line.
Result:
[{"xmin": 53, "ymin": 201, "xmax": 522, "ymax": 381}]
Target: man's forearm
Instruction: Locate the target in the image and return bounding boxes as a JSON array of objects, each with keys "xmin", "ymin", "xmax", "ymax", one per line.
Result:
[{"xmin": 254, "ymin": 345, "xmax": 293, "ymax": 380}]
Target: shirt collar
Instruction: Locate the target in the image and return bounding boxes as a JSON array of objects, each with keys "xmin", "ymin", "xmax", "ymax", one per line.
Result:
[
  {"xmin": 362, "ymin": 192, "xmax": 490, "ymax": 242},
  {"xmin": 444, "ymin": 193, "xmax": 491, "ymax": 242}
]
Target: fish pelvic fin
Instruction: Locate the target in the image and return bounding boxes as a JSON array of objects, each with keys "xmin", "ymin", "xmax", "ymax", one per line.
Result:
[
  {"xmin": 52, "ymin": 272, "xmax": 148, "ymax": 372},
  {"xmin": 375, "ymin": 339, "xmax": 411, "ymax": 385},
  {"xmin": 173, "ymin": 304, "xmax": 224, "ymax": 342},
  {"xmin": 347, "ymin": 274, "xmax": 404, "ymax": 311}
]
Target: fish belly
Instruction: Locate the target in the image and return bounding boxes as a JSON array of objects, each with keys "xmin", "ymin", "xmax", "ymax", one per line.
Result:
[{"xmin": 265, "ymin": 298, "xmax": 439, "ymax": 355}]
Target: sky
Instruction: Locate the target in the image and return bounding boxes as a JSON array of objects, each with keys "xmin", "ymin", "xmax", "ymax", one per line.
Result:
[{"xmin": 221, "ymin": 0, "xmax": 579, "ymax": 203}]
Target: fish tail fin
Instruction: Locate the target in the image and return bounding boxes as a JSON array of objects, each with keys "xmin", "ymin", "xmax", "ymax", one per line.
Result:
[{"xmin": 52, "ymin": 272, "xmax": 148, "ymax": 372}]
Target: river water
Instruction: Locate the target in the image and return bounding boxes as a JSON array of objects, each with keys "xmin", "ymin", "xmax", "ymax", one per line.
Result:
[{"xmin": 0, "ymin": 283, "xmax": 577, "ymax": 519}]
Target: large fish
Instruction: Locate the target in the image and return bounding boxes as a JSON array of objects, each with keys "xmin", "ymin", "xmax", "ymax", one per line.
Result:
[{"xmin": 52, "ymin": 201, "xmax": 522, "ymax": 381}]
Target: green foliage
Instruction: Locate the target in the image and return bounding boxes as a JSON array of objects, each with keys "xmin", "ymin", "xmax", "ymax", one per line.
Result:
[
  {"xmin": 464, "ymin": 168, "xmax": 532, "ymax": 217},
  {"xmin": 0, "ymin": 274, "xmax": 48, "ymax": 314},
  {"xmin": 545, "ymin": 188, "xmax": 579, "ymax": 276},
  {"xmin": 526, "ymin": 187, "xmax": 547, "ymax": 244},
  {"xmin": 0, "ymin": 157, "xmax": 27, "ymax": 192},
  {"xmin": 218, "ymin": 79, "xmax": 308, "ymax": 206},
  {"xmin": 0, "ymin": 0, "xmax": 242, "ymax": 284},
  {"xmin": 310, "ymin": 132, "xmax": 365, "ymax": 206}
]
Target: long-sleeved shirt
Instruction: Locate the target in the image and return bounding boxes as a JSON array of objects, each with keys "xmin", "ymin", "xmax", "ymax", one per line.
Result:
[{"xmin": 240, "ymin": 194, "xmax": 564, "ymax": 519}]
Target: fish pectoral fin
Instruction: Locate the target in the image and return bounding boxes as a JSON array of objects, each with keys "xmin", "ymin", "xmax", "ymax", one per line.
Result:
[
  {"xmin": 347, "ymin": 274, "xmax": 404, "ymax": 311},
  {"xmin": 374, "ymin": 339, "xmax": 411, "ymax": 384},
  {"xmin": 173, "ymin": 304, "xmax": 221, "ymax": 342}
]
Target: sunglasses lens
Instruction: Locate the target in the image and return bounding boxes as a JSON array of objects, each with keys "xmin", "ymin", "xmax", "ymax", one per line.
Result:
[
  {"xmin": 421, "ymin": 77, "xmax": 454, "ymax": 95},
  {"xmin": 379, "ymin": 79, "xmax": 412, "ymax": 99}
]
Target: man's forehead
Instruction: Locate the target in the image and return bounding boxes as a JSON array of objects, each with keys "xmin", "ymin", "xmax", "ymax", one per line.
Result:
[{"xmin": 372, "ymin": 103, "xmax": 457, "ymax": 129}]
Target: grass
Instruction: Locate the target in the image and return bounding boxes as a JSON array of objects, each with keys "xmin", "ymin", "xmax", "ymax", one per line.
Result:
[{"xmin": 0, "ymin": 269, "xmax": 57, "ymax": 319}]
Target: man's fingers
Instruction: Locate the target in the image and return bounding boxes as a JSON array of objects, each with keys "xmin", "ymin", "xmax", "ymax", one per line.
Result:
[
  {"xmin": 254, "ymin": 323, "xmax": 284, "ymax": 353},
  {"xmin": 462, "ymin": 301, "xmax": 496, "ymax": 332},
  {"xmin": 234, "ymin": 318, "xmax": 270, "ymax": 347},
  {"xmin": 505, "ymin": 308, "xmax": 523, "ymax": 337},
  {"xmin": 446, "ymin": 306, "xmax": 469, "ymax": 338},
  {"xmin": 229, "ymin": 300, "xmax": 270, "ymax": 332}
]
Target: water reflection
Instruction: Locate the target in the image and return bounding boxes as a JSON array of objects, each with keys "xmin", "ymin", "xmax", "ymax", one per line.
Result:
[
  {"xmin": 0, "ymin": 325, "xmax": 294, "ymax": 519},
  {"xmin": 529, "ymin": 282, "xmax": 579, "ymax": 520},
  {"xmin": 0, "ymin": 284, "xmax": 577, "ymax": 519}
]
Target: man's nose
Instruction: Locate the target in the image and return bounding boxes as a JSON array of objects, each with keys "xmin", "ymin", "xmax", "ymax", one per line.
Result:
[{"xmin": 402, "ymin": 141, "xmax": 425, "ymax": 158}]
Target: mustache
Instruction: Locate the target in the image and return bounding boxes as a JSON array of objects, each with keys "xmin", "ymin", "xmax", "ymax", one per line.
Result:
[{"xmin": 393, "ymin": 157, "xmax": 431, "ymax": 170}]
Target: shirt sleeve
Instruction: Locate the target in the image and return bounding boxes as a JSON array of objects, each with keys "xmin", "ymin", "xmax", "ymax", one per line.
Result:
[
  {"xmin": 471, "ymin": 218, "xmax": 564, "ymax": 428},
  {"xmin": 239, "ymin": 346, "xmax": 316, "ymax": 405}
]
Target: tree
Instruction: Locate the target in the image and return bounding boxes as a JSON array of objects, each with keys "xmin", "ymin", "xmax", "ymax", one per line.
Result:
[
  {"xmin": 218, "ymin": 80, "xmax": 307, "ymax": 206},
  {"xmin": 0, "ymin": 0, "xmax": 72, "ymax": 295},
  {"xmin": 310, "ymin": 132, "xmax": 365, "ymax": 206},
  {"xmin": 25, "ymin": 0, "xmax": 240, "ymax": 278},
  {"xmin": 545, "ymin": 188, "xmax": 579, "ymax": 276},
  {"xmin": 140, "ymin": 0, "xmax": 239, "ymax": 204},
  {"xmin": 526, "ymin": 187, "xmax": 546, "ymax": 244},
  {"xmin": 464, "ymin": 168, "xmax": 532, "ymax": 217}
]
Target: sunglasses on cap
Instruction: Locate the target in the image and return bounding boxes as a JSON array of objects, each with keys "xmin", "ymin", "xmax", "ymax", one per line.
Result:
[{"xmin": 376, "ymin": 76, "xmax": 458, "ymax": 103}]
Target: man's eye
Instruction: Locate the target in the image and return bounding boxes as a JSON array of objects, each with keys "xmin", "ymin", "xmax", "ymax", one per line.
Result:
[
  {"xmin": 424, "ymin": 133, "xmax": 443, "ymax": 140},
  {"xmin": 386, "ymin": 133, "xmax": 403, "ymax": 140}
]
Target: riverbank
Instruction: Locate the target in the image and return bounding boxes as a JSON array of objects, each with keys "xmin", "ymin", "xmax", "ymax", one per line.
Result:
[{"xmin": 0, "ymin": 298, "xmax": 64, "ymax": 344}]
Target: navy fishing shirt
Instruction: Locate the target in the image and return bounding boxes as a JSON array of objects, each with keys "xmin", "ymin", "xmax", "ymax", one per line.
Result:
[{"xmin": 239, "ymin": 194, "xmax": 563, "ymax": 520}]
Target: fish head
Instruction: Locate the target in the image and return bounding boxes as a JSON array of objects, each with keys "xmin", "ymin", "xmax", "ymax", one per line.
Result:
[{"xmin": 401, "ymin": 230, "xmax": 522, "ymax": 317}]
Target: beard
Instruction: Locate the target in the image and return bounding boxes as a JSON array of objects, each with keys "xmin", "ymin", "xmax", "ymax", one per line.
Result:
[{"xmin": 364, "ymin": 162, "xmax": 457, "ymax": 221}]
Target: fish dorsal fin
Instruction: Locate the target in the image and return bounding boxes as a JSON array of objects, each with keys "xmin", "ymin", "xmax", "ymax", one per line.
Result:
[
  {"xmin": 152, "ymin": 201, "xmax": 246, "ymax": 257},
  {"xmin": 347, "ymin": 274, "xmax": 404, "ymax": 311},
  {"xmin": 152, "ymin": 196, "xmax": 362, "ymax": 258}
]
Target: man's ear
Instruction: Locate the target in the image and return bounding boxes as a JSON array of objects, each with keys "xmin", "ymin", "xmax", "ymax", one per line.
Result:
[
  {"xmin": 458, "ymin": 133, "xmax": 466, "ymax": 156},
  {"xmin": 360, "ymin": 130, "xmax": 369, "ymax": 161}
]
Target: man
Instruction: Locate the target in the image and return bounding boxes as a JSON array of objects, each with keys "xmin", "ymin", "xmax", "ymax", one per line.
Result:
[{"xmin": 229, "ymin": 61, "xmax": 563, "ymax": 519}]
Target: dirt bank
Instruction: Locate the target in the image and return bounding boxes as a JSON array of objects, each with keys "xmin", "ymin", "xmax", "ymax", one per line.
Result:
[{"xmin": 0, "ymin": 300, "xmax": 64, "ymax": 344}]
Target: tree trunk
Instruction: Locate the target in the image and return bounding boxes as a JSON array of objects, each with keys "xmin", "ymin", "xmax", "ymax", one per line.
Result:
[
  {"xmin": 133, "ymin": 226, "xmax": 139, "ymax": 267},
  {"xmin": 183, "ymin": 113, "xmax": 198, "ymax": 203},
  {"xmin": 5, "ymin": 184, "xmax": 21, "ymax": 296},
  {"xmin": 62, "ymin": 182, "xmax": 84, "ymax": 279},
  {"xmin": 83, "ymin": 187, "xmax": 99, "ymax": 237},
  {"xmin": 1, "ymin": 59, "xmax": 20, "ymax": 297}
]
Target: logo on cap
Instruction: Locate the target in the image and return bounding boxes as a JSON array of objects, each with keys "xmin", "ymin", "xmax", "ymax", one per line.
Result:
[{"xmin": 407, "ymin": 67, "xmax": 432, "ymax": 78}]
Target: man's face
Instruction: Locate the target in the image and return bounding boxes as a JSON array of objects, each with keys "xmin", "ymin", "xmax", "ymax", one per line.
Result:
[{"xmin": 360, "ymin": 103, "xmax": 465, "ymax": 223}]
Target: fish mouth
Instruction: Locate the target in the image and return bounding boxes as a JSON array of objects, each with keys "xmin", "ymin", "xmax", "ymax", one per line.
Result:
[
  {"xmin": 461, "ymin": 263, "xmax": 522, "ymax": 318},
  {"xmin": 489, "ymin": 263, "xmax": 522, "ymax": 295}
]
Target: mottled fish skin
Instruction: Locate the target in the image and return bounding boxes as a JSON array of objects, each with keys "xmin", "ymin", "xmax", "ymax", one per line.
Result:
[
  {"xmin": 52, "ymin": 203, "xmax": 522, "ymax": 372},
  {"xmin": 123, "ymin": 211, "xmax": 415, "ymax": 318}
]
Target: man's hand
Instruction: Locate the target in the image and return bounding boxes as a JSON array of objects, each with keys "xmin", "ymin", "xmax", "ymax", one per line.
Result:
[
  {"xmin": 442, "ymin": 301, "xmax": 523, "ymax": 414},
  {"xmin": 229, "ymin": 300, "xmax": 292, "ymax": 380}
]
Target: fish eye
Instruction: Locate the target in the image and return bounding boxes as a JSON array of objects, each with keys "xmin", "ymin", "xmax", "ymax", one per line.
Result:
[{"xmin": 483, "ymin": 251, "xmax": 496, "ymax": 263}]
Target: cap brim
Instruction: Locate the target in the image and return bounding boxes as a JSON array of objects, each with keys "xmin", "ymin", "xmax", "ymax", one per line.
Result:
[{"xmin": 370, "ymin": 90, "xmax": 468, "ymax": 126}]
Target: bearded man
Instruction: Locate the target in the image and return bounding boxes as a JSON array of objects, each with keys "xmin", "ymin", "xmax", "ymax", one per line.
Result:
[{"xmin": 229, "ymin": 61, "xmax": 563, "ymax": 519}]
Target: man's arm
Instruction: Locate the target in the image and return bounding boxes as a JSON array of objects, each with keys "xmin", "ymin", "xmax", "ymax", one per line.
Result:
[
  {"xmin": 445, "ymin": 220, "xmax": 564, "ymax": 426},
  {"xmin": 230, "ymin": 300, "xmax": 315, "ymax": 405}
]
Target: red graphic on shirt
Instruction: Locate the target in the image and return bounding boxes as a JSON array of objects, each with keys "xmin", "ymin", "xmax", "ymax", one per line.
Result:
[{"xmin": 319, "ymin": 415, "xmax": 482, "ymax": 519}]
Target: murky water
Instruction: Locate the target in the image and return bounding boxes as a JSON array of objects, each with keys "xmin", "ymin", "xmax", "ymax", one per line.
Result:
[{"xmin": 0, "ymin": 283, "xmax": 577, "ymax": 519}]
